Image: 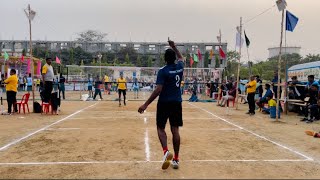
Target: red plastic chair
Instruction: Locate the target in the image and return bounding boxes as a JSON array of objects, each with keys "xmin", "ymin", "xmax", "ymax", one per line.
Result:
[
  {"xmin": 227, "ymin": 97, "xmax": 236, "ymax": 107},
  {"xmin": 41, "ymin": 101, "xmax": 52, "ymax": 114},
  {"xmin": 15, "ymin": 93, "xmax": 30, "ymax": 114}
]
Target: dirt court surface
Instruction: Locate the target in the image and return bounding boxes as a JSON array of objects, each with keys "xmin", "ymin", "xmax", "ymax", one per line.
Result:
[{"xmin": 1, "ymin": 92, "xmax": 320, "ymax": 179}]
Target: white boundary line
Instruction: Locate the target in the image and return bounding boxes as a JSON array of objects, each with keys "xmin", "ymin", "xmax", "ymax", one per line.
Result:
[
  {"xmin": 188, "ymin": 103, "xmax": 314, "ymax": 161},
  {"xmin": 144, "ymin": 117, "xmax": 150, "ymax": 162},
  {"xmin": 0, "ymin": 102, "xmax": 98, "ymax": 152},
  {"xmin": 0, "ymin": 159, "xmax": 312, "ymax": 166}
]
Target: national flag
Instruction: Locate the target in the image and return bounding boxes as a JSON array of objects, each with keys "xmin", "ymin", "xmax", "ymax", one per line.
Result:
[
  {"xmin": 193, "ymin": 54, "xmax": 199, "ymax": 63},
  {"xmin": 209, "ymin": 49, "xmax": 214, "ymax": 59},
  {"xmin": 3, "ymin": 52, "xmax": 9, "ymax": 61},
  {"xmin": 286, "ymin": 10, "xmax": 299, "ymax": 32},
  {"xmin": 21, "ymin": 55, "xmax": 25, "ymax": 62},
  {"xmin": 236, "ymin": 32, "xmax": 244, "ymax": 48},
  {"xmin": 276, "ymin": 0, "xmax": 287, "ymax": 11},
  {"xmin": 197, "ymin": 49, "xmax": 202, "ymax": 61},
  {"xmin": 219, "ymin": 47, "xmax": 226, "ymax": 59},
  {"xmin": 56, "ymin": 56, "xmax": 61, "ymax": 64},
  {"xmin": 244, "ymin": 31, "xmax": 251, "ymax": 48},
  {"xmin": 3, "ymin": 51, "xmax": 9, "ymax": 61},
  {"xmin": 190, "ymin": 56, "xmax": 194, "ymax": 67}
]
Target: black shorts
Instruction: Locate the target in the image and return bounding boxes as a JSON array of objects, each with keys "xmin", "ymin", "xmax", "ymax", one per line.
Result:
[
  {"xmin": 157, "ymin": 102, "xmax": 183, "ymax": 129},
  {"xmin": 118, "ymin": 89, "xmax": 126, "ymax": 96}
]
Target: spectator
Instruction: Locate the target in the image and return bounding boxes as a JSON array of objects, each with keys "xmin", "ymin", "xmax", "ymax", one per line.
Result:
[
  {"xmin": 3, "ymin": 69, "xmax": 18, "ymax": 115},
  {"xmin": 256, "ymin": 84, "xmax": 273, "ymax": 109},
  {"xmin": 218, "ymin": 82, "xmax": 236, "ymax": 107},
  {"xmin": 288, "ymin": 76, "xmax": 305, "ymax": 100},
  {"xmin": 262, "ymin": 94, "xmax": 281, "ymax": 119},
  {"xmin": 42, "ymin": 58, "xmax": 54, "ymax": 103},
  {"xmin": 301, "ymin": 84, "xmax": 319, "ymax": 123},
  {"xmin": 93, "ymin": 75, "xmax": 103, "ymax": 100},
  {"xmin": 305, "ymin": 75, "xmax": 319, "ymax": 96},
  {"xmin": 26, "ymin": 73, "xmax": 32, "ymax": 93},
  {"xmin": 271, "ymin": 71, "xmax": 282, "ymax": 99},
  {"xmin": 0, "ymin": 74, "xmax": 5, "ymax": 93},
  {"xmin": 59, "ymin": 74, "xmax": 66, "ymax": 100},
  {"xmin": 255, "ymin": 75, "xmax": 263, "ymax": 98},
  {"xmin": 246, "ymin": 76, "xmax": 257, "ymax": 115}
]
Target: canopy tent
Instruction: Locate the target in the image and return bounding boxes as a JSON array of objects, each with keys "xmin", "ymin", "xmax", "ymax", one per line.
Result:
[
  {"xmin": 0, "ymin": 56, "xmax": 42, "ymax": 77},
  {"xmin": 288, "ymin": 61, "xmax": 320, "ymax": 82}
]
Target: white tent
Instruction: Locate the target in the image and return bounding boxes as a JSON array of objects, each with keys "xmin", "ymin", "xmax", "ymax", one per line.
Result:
[{"xmin": 288, "ymin": 61, "xmax": 320, "ymax": 82}]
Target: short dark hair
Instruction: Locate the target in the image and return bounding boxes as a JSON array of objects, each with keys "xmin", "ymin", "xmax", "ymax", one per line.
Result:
[
  {"xmin": 164, "ymin": 49, "xmax": 176, "ymax": 64},
  {"xmin": 256, "ymin": 75, "xmax": 260, "ymax": 78},
  {"xmin": 46, "ymin": 57, "xmax": 52, "ymax": 61},
  {"xmin": 311, "ymin": 84, "xmax": 319, "ymax": 90},
  {"xmin": 292, "ymin": 76, "xmax": 297, "ymax": 80},
  {"xmin": 267, "ymin": 93, "xmax": 273, "ymax": 99},
  {"xmin": 308, "ymin": 75, "xmax": 315, "ymax": 79},
  {"xmin": 10, "ymin": 69, "xmax": 16, "ymax": 74},
  {"xmin": 265, "ymin": 83, "xmax": 271, "ymax": 88}
]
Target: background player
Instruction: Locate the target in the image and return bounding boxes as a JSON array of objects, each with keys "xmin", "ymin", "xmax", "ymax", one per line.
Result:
[{"xmin": 117, "ymin": 72, "xmax": 127, "ymax": 106}]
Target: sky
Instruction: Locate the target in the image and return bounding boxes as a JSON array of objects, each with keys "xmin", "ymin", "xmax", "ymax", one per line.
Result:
[{"xmin": 1, "ymin": 0, "xmax": 319, "ymax": 61}]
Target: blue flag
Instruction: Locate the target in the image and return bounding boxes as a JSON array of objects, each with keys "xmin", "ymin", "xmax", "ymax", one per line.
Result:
[{"xmin": 286, "ymin": 11, "xmax": 299, "ymax": 32}]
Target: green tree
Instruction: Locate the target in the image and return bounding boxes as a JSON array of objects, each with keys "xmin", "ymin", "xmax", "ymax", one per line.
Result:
[
  {"xmin": 204, "ymin": 51, "xmax": 210, "ymax": 68},
  {"xmin": 113, "ymin": 57, "xmax": 119, "ymax": 65},
  {"xmin": 215, "ymin": 55, "xmax": 220, "ymax": 68},
  {"xmin": 22, "ymin": 49, "xmax": 27, "ymax": 56},
  {"xmin": 159, "ymin": 54, "xmax": 166, "ymax": 67},
  {"xmin": 76, "ymin": 30, "xmax": 107, "ymax": 42},
  {"xmin": 302, "ymin": 54, "xmax": 320, "ymax": 63},
  {"xmin": 125, "ymin": 53, "xmax": 130, "ymax": 64},
  {"xmin": 147, "ymin": 56, "xmax": 153, "ymax": 67},
  {"xmin": 136, "ymin": 55, "xmax": 142, "ymax": 67},
  {"xmin": 69, "ymin": 48, "xmax": 75, "ymax": 65}
]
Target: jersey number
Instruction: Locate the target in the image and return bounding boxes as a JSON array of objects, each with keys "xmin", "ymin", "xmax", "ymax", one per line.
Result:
[{"xmin": 175, "ymin": 75, "xmax": 180, "ymax": 87}]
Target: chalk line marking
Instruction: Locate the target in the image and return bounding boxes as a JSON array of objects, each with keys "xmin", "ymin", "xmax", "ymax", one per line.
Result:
[
  {"xmin": 188, "ymin": 103, "xmax": 314, "ymax": 161},
  {"xmin": 144, "ymin": 117, "xmax": 150, "ymax": 162},
  {"xmin": 0, "ymin": 102, "xmax": 98, "ymax": 152},
  {"xmin": 0, "ymin": 159, "xmax": 312, "ymax": 166},
  {"xmin": 44, "ymin": 127, "xmax": 241, "ymax": 131}
]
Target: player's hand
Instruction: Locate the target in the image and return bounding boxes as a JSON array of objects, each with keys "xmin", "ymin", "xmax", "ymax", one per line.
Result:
[
  {"xmin": 168, "ymin": 40, "xmax": 175, "ymax": 48},
  {"xmin": 138, "ymin": 104, "xmax": 148, "ymax": 114}
]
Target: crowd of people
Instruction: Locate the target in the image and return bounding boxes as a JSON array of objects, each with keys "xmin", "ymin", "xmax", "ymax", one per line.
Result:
[{"xmin": 212, "ymin": 71, "xmax": 320, "ymax": 124}]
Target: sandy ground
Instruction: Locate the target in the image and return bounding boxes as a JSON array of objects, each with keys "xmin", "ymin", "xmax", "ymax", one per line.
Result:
[{"xmin": 0, "ymin": 92, "xmax": 320, "ymax": 179}]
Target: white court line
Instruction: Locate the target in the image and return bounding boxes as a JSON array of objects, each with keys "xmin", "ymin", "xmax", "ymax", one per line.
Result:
[
  {"xmin": 188, "ymin": 103, "xmax": 314, "ymax": 161},
  {"xmin": 144, "ymin": 128, "xmax": 150, "ymax": 162},
  {"xmin": 0, "ymin": 102, "xmax": 98, "ymax": 152},
  {"xmin": 144, "ymin": 117, "xmax": 150, "ymax": 162},
  {"xmin": 0, "ymin": 159, "xmax": 312, "ymax": 166},
  {"xmin": 44, "ymin": 127, "xmax": 241, "ymax": 131}
]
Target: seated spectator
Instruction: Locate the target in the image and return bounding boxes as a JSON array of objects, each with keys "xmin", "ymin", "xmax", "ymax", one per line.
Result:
[
  {"xmin": 189, "ymin": 91, "xmax": 198, "ymax": 102},
  {"xmin": 217, "ymin": 82, "xmax": 236, "ymax": 107},
  {"xmin": 288, "ymin": 76, "xmax": 305, "ymax": 100},
  {"xmin": 301, "ymin": 84, "xmax": 319, "ymax": 123},
  {"xmin": 262, "ymin": 94, "xmax": 280, "ymax": 119},
  {"xmin": 256, "ymin": 83, "xmax": 273, "ymax": 109}
]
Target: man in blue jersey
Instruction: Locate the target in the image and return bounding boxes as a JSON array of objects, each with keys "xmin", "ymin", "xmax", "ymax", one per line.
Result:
[{"xmin": 138, "ymin": 39, "xmax": 184, "ymax": 170}]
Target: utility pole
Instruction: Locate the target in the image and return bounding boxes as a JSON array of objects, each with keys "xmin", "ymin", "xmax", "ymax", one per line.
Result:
[
  {"xmin": 235, "ymin": 17, "xmax": 242, "ymax": 110},
  {"xmin": 276, "ymin": 9, "xmax": 285, "ymax": 122},
  {"xmin": 27, "ymin": 4, "xmax": 35, "ymax": 112}
]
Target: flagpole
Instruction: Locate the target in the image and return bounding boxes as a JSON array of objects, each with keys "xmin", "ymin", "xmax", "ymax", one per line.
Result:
[
  {"xmin": 284, "ymin": 26, "xmax": 288, "ymax": 115},
  {"xmin": 276, "ymin": 9, "xmax": 285, "ymax": 122},
  {"xmin": 246, "ymin": 48, "xmax": 252, "ymax": 76},
  {"xmin": 235, "ymin": 17, "xmax": 242, "ymax": 110},
  {"xmin": 27, "ymin": 4, "xmax": 35, "ymax": 112}
]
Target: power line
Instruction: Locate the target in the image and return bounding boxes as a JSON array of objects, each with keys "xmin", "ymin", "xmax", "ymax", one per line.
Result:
[{"xmin": 244, "ymin": 5, "xmax": 276, "ymax": 25}]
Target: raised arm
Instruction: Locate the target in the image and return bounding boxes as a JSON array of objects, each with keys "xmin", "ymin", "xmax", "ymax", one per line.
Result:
[{"xmin": 168, "ymin": 40, "xmax": 183, "ymax": 61}]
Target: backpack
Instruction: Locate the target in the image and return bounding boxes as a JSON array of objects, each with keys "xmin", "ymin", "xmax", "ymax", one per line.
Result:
[{"xmin": 33, "ymin": 101, "xmax": 42, "ymax": 113}]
